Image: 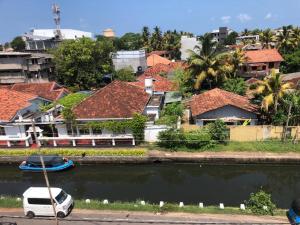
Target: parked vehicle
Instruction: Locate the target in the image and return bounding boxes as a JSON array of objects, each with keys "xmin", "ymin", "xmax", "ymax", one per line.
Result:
[
  {"xmin": 287, "ymin": 199, "xmax": 300, "ymax": 224},
  {"xmin": 19, "ymin": 155, "xmax": 74, "ymax": 172},
  {"xmin": 23, "ymin": 187, "xmax": 74, "ymax": 218}
]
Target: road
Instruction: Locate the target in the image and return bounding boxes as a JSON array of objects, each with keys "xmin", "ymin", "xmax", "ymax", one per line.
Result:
[{"xmin": 0, "ymin": 208, "xmax": 290, "ymax": 225}]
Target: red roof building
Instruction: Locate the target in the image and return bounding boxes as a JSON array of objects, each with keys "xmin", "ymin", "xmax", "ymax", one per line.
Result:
[
  {"xmin": 10, "ymin": 82, "xmax": 69, "ymax": 101},
  {"xmin": 147, "ymin": 54, "xmax": 171, "ymax": 67},
  {"xmin": 189, "ymin": 88, "xmax": 258, "ymax": 126},
  {"xmin": 0, "ymin": 89, "xmax": 38, "ymax": 122},
  {"xmin": 241, "ymin": 49, "xmax": 284, "ymax": 78},
  {"xmin": 73, "ymin": 81, "xmax": 150, "ymax": 119}
]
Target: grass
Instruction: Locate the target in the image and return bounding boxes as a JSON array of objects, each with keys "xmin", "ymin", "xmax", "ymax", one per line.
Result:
[
  {"xmin": 0, "ymin": 197, "xmax": 287, "ymax": 216},
  {"xmin": 147, "ymin": 140, "xmax": 300, "ymax": 153},
  {"xmin": 0, "ymin": 148, "xmax": 147, "ymax": 157}
]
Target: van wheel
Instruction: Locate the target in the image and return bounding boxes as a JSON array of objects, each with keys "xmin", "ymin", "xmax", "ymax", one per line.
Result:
[
  {"xmin": 57, "ymin": 211, "xmax": 65, "ymax": 218},
  {"xmin": 26, "ymin": 211, "xmax": 35, "ymax": 218}
]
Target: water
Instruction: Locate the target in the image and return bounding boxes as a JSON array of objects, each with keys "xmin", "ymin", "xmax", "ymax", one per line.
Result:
[{"xmin": 0, "ymin": 163, "xmax": 299, "ymax": 208}]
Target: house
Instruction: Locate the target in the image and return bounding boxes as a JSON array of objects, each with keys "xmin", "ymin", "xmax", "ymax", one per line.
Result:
[
  {"xmin": 112, "ymin": 50, "xmax": 147, "ymax": 73},
  {"xmin": 0, "ymin": 88, "xmax": 53, "ymax": 147},
  {"xmin": 10, "ymin": 82, "xmax": 69, "ymax": 101},
  {"xmin": 236, "ymin": 35, "xmax": 259, "ymax": 45},
  {"xmin": 147, "ymin": 54, "xmax": 171, "ymax": 67},
  {"xmin": 37, "ymin": 81, "xmax": 165, "ymax": 147},
  {"xmin": 240, "ymin": 49, "xmax": 284, "ymax": 78},
  {"xmin": 0, "ymin": 52, "xmax": 55, "ymax": 84},
  {"xmin": 210, "ymin": 27, "xmax": 233, "ymax": 44},
  {"xmin": 103, "ymin": 28, "xmax": 115, "ymax": 38},
  {"xmin": 189, "ymin": 88, "xmax": 258, "ymax": 126},
  {"xmin": 180, "ymin": 35, "xmax": 199, "ymax": 61}
]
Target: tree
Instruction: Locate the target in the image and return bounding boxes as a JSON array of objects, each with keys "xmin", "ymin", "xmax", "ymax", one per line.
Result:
[
  {"xmin": 259, "ymin": 29, "xmax": 276, "ymax": 49},
  {"xmin": 53, "ymin": 37, "xmax": 114, "ymax": 90},
  {"xmin": 223, "ymin": 31, "xmax": 238, "ymax": 45},
  {"xmin": 0, "ymin": 44, "xmax": 3, "ymax": 51},
  {"xmin": 255, "ymin": 70, "xmax": 292, "ymax": 113},
  {"xmin": 241, "ymin": 28, "xmax": 251, "ymax": 36},
  {"xmin": 188, "ymin": 33, "xmax": 222, "ymax": 89},
  {"xmin": 292, "ymin": 26, "xmax": 300, "ymax": 48},
  {"xmin": 276, "ymin": 26, "xmax": 294, "ymax": 54},
  {"xmin": 117, "ymin": 33, "xmax": 143, "ymax": 50},
  {"xmin": 141, "ymin": 26, "xmax": 151, "ymax": 51},
  {"xmin": 114, "ymin": 66, "xmax": 136, "ymax": 81},
  {"xmin": 205, "ymin": 119, "xmax": 229, "ymax": 143},
  {"xmin": 173, "ymin": 68, "xmax": 194, "ymax": 97},
  {"xmin": 10, "ymin": 36, "xmax": 25, "ymax": 51},
  {"xmin": 150, "ymin": 26, "xmax": 163, "ymax": 51},
  {"xmin": 222, "ymin": 78, "xmax": 247, "ymax": 95},
  {"xmin": 162, "ymin": 30, "xmax": 181, "ymax": 59},
  {"xmin": 281, "ymin": 48, "xmax": 300, "ymax": 73}
]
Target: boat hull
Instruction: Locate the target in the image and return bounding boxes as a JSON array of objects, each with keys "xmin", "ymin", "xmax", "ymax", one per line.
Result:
[{"xmin": 19, "ymin": 160, "xmax": 74, "ymax": 172}]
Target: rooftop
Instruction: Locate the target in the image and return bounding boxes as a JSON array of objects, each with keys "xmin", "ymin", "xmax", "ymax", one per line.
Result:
[
  {"xmin": 147, "ymin": 95, "xmax": 163, "ymax": 107},
  {"xmin": 73, "ymin": 81, "xmax": 150, "ymax": 119},
  {"xmin": 190, "ymin": 88, "xmax": 258, "ymax": 117},
  {"xmin": 245, "ymin": 49, "xmax": 283, "ymax": 63},
  {"xmin": 0, "ymin": 88, "xmax": 38, "ymax": 122},
  {"xmin": 147, "ymin": 54, "xmax": 171, "ymax": 67}
]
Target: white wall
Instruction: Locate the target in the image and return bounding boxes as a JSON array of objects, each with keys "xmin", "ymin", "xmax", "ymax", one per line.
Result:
[
  {"xmin": 144, "ymin": 125, "xmax": 169, "ymax": 142},
  {"xmin": 4, "ymin": 125, "xmax": 26, "ymax": 138},
  {"xmin": 144, "ymin": 107, "xmax": 160, "ymax": 120}
]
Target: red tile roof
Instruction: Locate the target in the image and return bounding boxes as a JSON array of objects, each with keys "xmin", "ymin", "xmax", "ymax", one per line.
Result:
[
  {"xmin": 190, "ymin": 88, "xmax": 258, "ymax": 117},
  {"xmin": 0, "ymin": 89, "xmax": 38, "ymax": 122},
  {"xmin": 147, "ymin": 50, "xmax": 169, "ymax": 57},
  {"xmin": 147, "ymin": 54, "xmax": 171, "ymax": 67},
  {"xmin": 130, "ymin": 74, "xmax": 178, "ymax": 92},
  {"xmin": 144, "ymin": 62, "xmax": 187, "ymax": 77},
  {"xmin": 245, "ymin": 49, "xmax": 284, "ymax": 63},
  {"xmin": 73, "ymin": 81, "xmax": 150, "ymax": 119},
  {"xmin": 10, "ymin": 82, "xmax": 69, "ymax": 101}
]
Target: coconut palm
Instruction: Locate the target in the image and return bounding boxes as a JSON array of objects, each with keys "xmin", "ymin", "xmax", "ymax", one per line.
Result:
[
  {"xmin": 256, "ymin": 70, "xmax": 292, "ymax": 113},
  {"xmin": 292, "ymin": 26, "xmax": 300, "ymax": 48},
  {"xmin": 230, "ymin": 48, "xmax": 246, "ymax": 77},
  {"xmin": 259, "ymin": 29, "xmax": 276, "ymax": 49},
  {"xmin": 141, "ymin": 26, "xmax": 150, "ymax": 51},
  {"xmin": 188, "ymin": 33, "xmax": 222, "ymax": 89},
  {"xmin": 150, "ymin": 26, "xmax": 163, "ymax": 51},
  {"xmin": 276, "ymin": 26, "xmax": 294, "ymax": 54}
]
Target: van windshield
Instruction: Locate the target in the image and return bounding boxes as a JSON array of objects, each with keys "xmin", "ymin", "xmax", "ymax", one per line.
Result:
[{"xmin": 55, "ymin": 190, "xmax": 68, "ymax": 204}]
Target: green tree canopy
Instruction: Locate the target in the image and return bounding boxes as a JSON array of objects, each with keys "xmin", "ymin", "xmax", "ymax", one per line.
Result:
[
  {"xmin": 281, "ymin": 48, "xmax": 300, "ymax": 73},
  {"xmin": 223, "ymin": 31, "xmax": 238, "ymax": 45},
  {"xmin": 222, "ymin": 78, "xmax": 247, "ymax": 96},
  {"xmin": 10, "ymin": 36, "xmax": 25, "ymax": 51},
  {"xmin": 52, "ymin": 37, "xmax": 114, "ymax": 90},
  {"xmin": 117, "ymin": 33, "xmax": 143, "ymax": 50},
  {"xmin": 114, "ymin": 66, "xmax": 136, "ymax": 81}
]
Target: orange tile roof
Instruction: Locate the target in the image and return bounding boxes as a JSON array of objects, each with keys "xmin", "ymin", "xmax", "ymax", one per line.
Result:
[
  {"xmin": 245, "ymin": 49, "xmax": 284, "ymax": 63},
  {"xmin": 147, "ymin": 54, "xmax": 171, "ymax": 67},
  {"xmin": 10, "ymin": 82, "xmax": 69, "ymax": 101},
  {"xmin": 147, "ymin": 50, "xmax": 169, "ymax": 57},
  {"xmin": 190, "ymin": 88, "xmax": 258, "ymax": 117},
  {"xmin": 0, "ymin": 89, "xmax": 38, "ymax": 122},
  {"xmin": 73, "ymin": 81, "xmax": 150, "ymax": 119}
]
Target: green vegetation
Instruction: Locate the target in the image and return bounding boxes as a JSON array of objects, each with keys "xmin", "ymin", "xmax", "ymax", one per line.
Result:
[
  {"xmin": 10, "ymin": 36, "xmax": 25, "ymax": 51},
  {"xmin": 114, "ymin": 66, "xmax": 136, "ymax": 82},
  {"xmin": 0, "ymin": 197, "xmax": 286, "ymax": 216},
  {"xmin": 222, "ymin": 78, "xmax": 246, "ymax": 96},
  {"xmin": 206, "ymin": 120, "xmax": 229, "ymax": 143},
  {"xmin": 156, "ymin": 102, "xmax": 183, "ymax": 126},
  {"xmin": 245, "ymin": 190, "xmax": 276, "ymax": 215},
  {"xmin": 0, "ymin": 148, "xmax": 147, "ymax": 157}
]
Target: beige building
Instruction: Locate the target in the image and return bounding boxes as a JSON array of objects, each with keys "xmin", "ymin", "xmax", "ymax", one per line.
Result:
[{"xmin": 103, "ymin": 28, "xmax": 115, "ymax": 38}]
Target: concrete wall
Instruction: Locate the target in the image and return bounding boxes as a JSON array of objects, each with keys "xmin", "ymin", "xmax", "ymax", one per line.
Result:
[
  {"xmin": 230, "ymin": 126, "xmax": 300, "ymax": 141},
  {"xmin": 3, "ymin": 125, "xmax": 26, "ymax": 138},
  {"xmin": 180, "ymin": 36, "xmax": 200, "ymax": 61},
  {"xmin": 144, "ymin": 107, "xmax": 160, "ymax": 120},
  {"xmin": 112, "ymin": 51, "xmax": 147, "ymax": 72},
  {"xmin": 144, "ymin": 125, "xmax": 169, "ymax": 142}
]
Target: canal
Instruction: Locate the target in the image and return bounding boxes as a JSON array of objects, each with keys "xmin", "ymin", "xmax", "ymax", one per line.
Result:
[{"xmin": 0, "ymin": 163, "xmax": 299, "ymax": 208}]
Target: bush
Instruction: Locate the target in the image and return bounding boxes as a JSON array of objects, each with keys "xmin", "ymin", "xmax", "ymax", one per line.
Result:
[
  {"xmin": 114, "ymin": 66, "xmax": 136, "ymax": 81},
  {"xmin": 161, "ymin": 102, "xmax": 184, "ymax": 117},
  {"xmin": 245, "ymin": 190, "xmax": 276, "ymax": 215},
  {"xmin": 157, "ymin": 129, "xmax": 185, "ymax": 149},
  {"xmin": 156, "ymin": 115, "xmax": 178, "ymax": 126},
  {"xmin": 184, "ymin": 130, "xmax": 213, "ymax": 149},
  {"xmin": 205, "ymin": 120, "xmax": 229, "ymax": 143}
]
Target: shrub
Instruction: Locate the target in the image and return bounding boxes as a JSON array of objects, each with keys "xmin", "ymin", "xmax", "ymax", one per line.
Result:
[
  {"xmin": 157, "ymin": 129, "xmax": 185, "ymax": 149},
  {"xmin": 161, "ymin": 102, "xmax": 184, "ymax": 117},
  {"xmin": 156, "ymin": 115, "xmax": 178, "ymax": 126},
  {"xmin": 245, "ymin": 190, "xmax": 276, "ymax": 215},
  {"xmin": 205, "ymin": 120, "xmax": 229, "ymax": 143},
  {"xmin": 184, "ymin": 130, "xmax": 213, "ymax": 149}
]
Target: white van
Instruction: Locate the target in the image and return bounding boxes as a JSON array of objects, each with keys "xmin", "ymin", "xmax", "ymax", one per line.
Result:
[{"xmin": 23, "ymin": 187, "xmax": 74, "ymax": 218}]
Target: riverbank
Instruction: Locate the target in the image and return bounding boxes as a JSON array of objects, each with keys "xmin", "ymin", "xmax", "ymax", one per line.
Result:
[
  {"xmin": 3, "ymin": 149, "xmax": 300, "ymax": 164},
  {"xmin": 0, "ymin": 197, "xmax": 287, "ymax": 217}
]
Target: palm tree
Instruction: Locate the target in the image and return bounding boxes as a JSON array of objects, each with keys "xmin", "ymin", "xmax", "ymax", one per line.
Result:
[
  {"xmin": 162, "ymin": 30, "xmax": 181, "ymax": 59},
  {"xmin": 141, "ymin": 26, "xmax": 150, "ymax": 51},
  {"xmin": 230, "ymin": 48, "xmax": 246, "ymax": 77},
  {"xmin": 276, "ymin": 26, "xmax": 294, "ymax": 54},
  {"xmin": 150, "ymin": 26, "xmax": 163, "ymax": 51},
  {"xmin": 241, "ymin": 28, "xmax": 251, "ymax": 36},
  {"xmin": 256, "ymin": 70, "xmax": 292, "ymax": 113},
  {"xmin": 259, "ymin": 29, "xmax": 276, "ymax": 49},
  {"xmin": 188, "ymin": 33, "xmax": 221, "ymax": 89},
  {"xmin": 292, "ymin": 26, "xmax": 300, "ymax": 48}
]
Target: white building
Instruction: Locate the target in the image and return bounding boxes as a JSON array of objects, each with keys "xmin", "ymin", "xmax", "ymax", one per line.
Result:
[
  {"xmin": 180, "ymin": 36, "xmax": 200, "ymax": 61},
  {"xmin": 211, "ymin": 27, "xmax": 233, "ymax": 43},
  {"xmin": 29, "ymin": 29, "xmax": 93, "ymax": 40},
  {"xmin": 112, "ymin": 50, "xmax": 147, "ymax": 73}
]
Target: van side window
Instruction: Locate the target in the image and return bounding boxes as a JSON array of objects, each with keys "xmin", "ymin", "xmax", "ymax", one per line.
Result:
[{"xmin": 28, "ymin": 198, "xmax": 52, "ymax": 205}]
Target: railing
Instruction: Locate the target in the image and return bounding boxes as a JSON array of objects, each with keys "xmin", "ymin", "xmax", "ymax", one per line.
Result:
[{"xmin": 0, "ymin": 135, "xmax": 31, "ymax": 147}]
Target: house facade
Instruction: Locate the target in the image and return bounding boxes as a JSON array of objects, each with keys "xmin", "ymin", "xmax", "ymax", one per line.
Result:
[
  {"xmin": 112, "ymin": 50, "xmax": 147, "ymax": 73},
  {"xmin": 189, "ymin": 88, "xmax": 258, "ymax": 126},
  {"xmin": 240, "ymin": 49, "xmax": 284, "ymax": 78}
]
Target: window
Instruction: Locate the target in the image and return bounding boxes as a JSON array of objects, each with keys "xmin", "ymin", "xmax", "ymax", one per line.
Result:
[
  {"xmin": 92, "ymin": 128, "xmax": 102, "ymax": 135},
  {"xmin": 27, "ymin": 198, "xmax": 52, "ymax": 205},
  {"xmin": 55, "ymin": 191, "xmax": 68, "ymax": 204},
  {"xmin": 269, "ymin": 62, "xmax": 275, "ymax": 69},
  {"xmin": 243, "ymin": 66, "xmax": 247, "ymax": 72},
  {"xmin": 77, "ymin": 125, "xmax": 90, "ymax": 135},
  {"xmin": 0, "ymin": 127, "xmax": 5, "ymax": 136},
  {"xmin": 252, "ymin": 66, "xmax": 257, "ymax": 71},
  {"xmin": 262, "ymin": 65, "xmax": 266, "ymax": 70}
]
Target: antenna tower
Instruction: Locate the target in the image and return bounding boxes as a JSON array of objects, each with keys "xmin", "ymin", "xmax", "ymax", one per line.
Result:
[{"xmin": 52, "ymin": 3, "xmax": 62, "ymax": 39}]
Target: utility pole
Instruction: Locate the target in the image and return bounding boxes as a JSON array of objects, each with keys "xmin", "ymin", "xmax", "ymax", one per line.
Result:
[{"xmin": 31, "ymin": 119, "xmax": 59, "ymax": 225}]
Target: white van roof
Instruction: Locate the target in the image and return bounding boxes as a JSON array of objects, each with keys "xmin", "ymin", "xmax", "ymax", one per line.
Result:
[{"xmin": 23, "ymin": 187, "xmax": 62, "ymax": 198}]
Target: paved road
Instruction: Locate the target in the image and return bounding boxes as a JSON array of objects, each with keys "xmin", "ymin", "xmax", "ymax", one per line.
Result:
[{"xmin": 0, "ymin": 208, "xmax": 290, "ymax": 225}]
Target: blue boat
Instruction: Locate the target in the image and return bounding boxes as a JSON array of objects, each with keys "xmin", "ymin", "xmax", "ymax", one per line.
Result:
[
  {"xmin": 19, "ymin": 155, "xmax": 74, "ymax": 172},
  {"xmin": 287, "ymin": 199, "xmax": 300, "ymax": 224}
]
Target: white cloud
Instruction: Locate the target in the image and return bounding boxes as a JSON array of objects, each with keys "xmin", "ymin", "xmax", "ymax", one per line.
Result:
[
  {"xmin": 265, "ymin": 13, "xmax": 272, "ymax": 19},
  {"xmin": 221, "ymin": 16, "xmax": 231, "ymax": 24},
  {"xmin": 237, "ymin": 13, "xmax": 252, "ymax": 22}
]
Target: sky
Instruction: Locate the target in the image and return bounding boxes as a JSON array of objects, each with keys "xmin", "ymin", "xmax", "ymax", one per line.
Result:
[{"xmin": 1, "ymin": 0, "xmax": 300, "ymax": 43}]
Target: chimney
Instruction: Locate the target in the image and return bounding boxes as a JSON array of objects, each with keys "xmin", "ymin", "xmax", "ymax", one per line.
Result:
[{"xmin": 144, "ymin": 76, "xmax": 153, "ymax": 95}]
